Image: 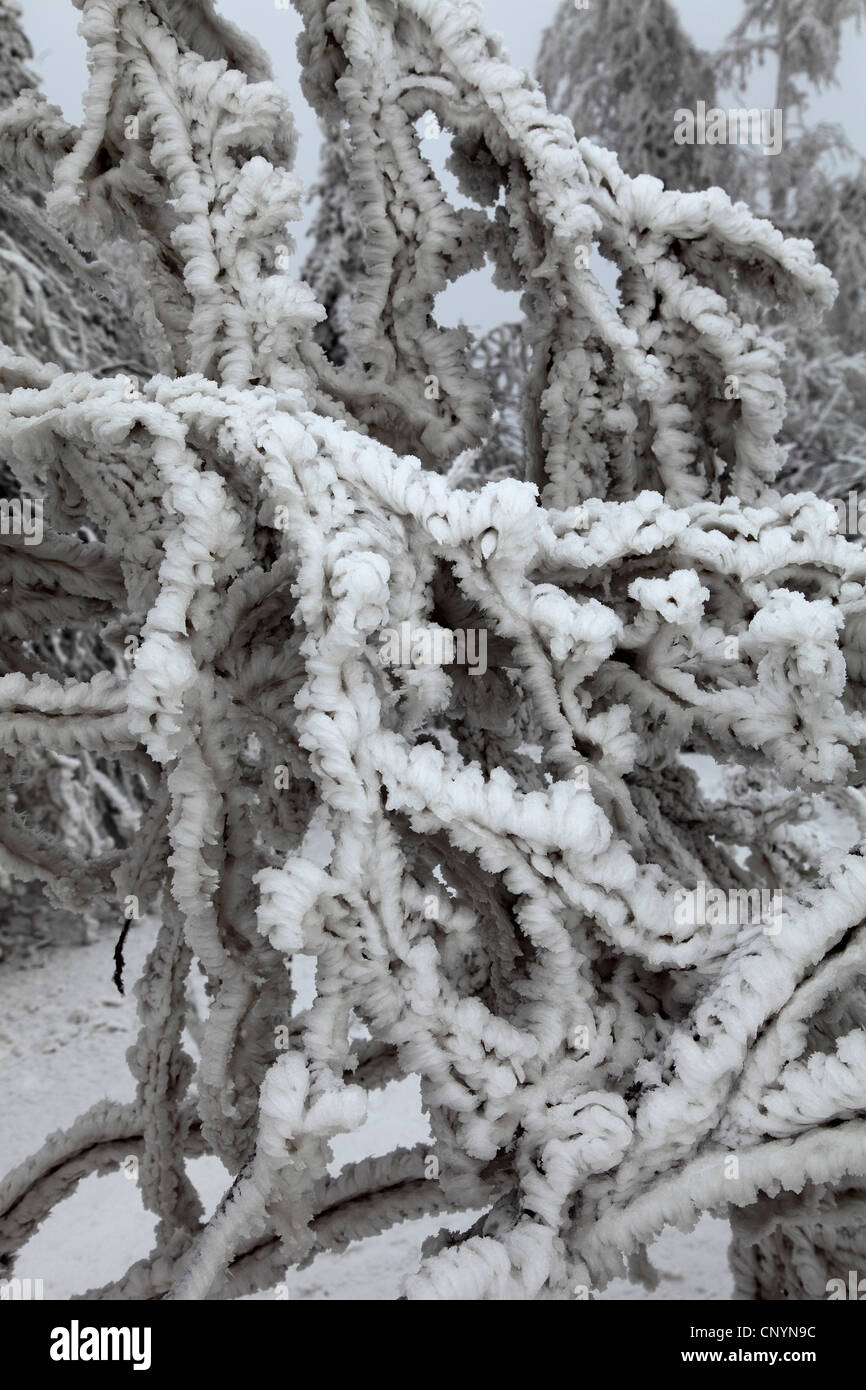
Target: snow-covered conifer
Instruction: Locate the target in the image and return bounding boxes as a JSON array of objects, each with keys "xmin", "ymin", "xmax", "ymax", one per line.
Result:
[{"xmin": 0, "ymin": 0, "xmax": 863, "ymax": 1304}]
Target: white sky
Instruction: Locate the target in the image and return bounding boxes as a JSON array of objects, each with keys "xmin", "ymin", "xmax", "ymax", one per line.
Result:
[{"xmin": 14, "ymin": 0, "xmax": 866, "ymax": 331}]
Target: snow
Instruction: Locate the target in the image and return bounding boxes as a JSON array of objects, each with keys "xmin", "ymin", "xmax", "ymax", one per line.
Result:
[{"xmin": 0, "ymin": 925, "xmax": 731, "ymax": 1300}]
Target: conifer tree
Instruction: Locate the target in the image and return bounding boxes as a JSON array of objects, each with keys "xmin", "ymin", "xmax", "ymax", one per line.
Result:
[
  {"xmin": 715, "ymin": 0, "xmax": 866, "ymax": 492},
  {"xmin": 0, "ymin": 0, "xmax": 863, "ymax": 1304},
  {"xmin": 537, "ymin": 0, "xmax": 742, "ymax": 193},
  {"xmin": 0, "ymin": 0, "xmax": 149, "ymax": 960}
]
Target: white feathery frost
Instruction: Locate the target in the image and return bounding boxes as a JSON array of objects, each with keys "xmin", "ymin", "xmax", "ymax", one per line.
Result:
[{"xmin": 0, "ymin": 0, "xmax": 863, "ymax": 1302}]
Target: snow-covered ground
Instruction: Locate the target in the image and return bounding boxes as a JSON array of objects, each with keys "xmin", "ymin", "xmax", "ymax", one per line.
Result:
[{"xmin": 0, "ymin": 923, "xmax": 731, "ymax": 1300}]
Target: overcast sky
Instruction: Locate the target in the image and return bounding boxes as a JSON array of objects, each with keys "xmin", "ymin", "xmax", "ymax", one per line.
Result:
[{"xmin": 15, "ymin": 0, "xmax": 866, "ymax": 330}]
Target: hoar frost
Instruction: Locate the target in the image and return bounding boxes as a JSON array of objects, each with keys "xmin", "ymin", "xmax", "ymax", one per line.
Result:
[{"xmin": 0, "ymin": 0, "xmax": 864, "ymax": 1302}]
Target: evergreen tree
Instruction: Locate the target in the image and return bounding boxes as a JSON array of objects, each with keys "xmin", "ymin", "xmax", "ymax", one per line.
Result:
[
  {"xmin": 716, "ymin": 0, "xmax": 866, "ymax": 491},
  {"xmin": 714, "ymin": 0, "xmax": 866, "ymax": 1298},
  {"xmin": 537, "ymin": 0, "xmax": 744, "ymax": 193},
  {"xmin": 0, "ymin": 0, "xmax": 150, "ymax": 961},
  {"xmin": 0, "ymin": 0, "xmax": 864, "ymax": 1305},
  {"xmin": 537, "ymin": 0, "xmax": 866, "ymax": 1299}
]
